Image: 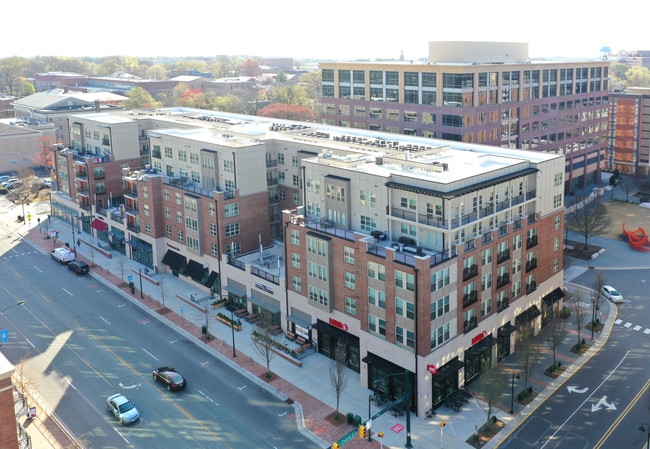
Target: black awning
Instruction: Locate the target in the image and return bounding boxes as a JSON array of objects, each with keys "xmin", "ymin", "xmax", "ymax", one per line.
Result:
[
  {"xmin": 313, "ymin": 319, "xmax": 360, "ymax": 344},
  {"xmin": 466, "ymin": 335, "xmax": 496, "ymax": 358},
  {"xmin": 206, "ymin": 271, "xmax": 218, "ymax": 287},
  {"xmin": 161, "ymin": 250, "xmax": 186, "ymax": 271},
  {"xmin": 432, "ymin": 358, "xmax": 464, "ymax": 383},
  {"xmin": 542, "ymin": 287, "xmax": 566, "ymax": 307},
  {"xmin": 498, "ymin": 322, "xmax": 517, "ymax": 338},
  {"xmin": 515, "ymin": 305, "xmax": 542, "ymax": 326},
  {"xmin": 184, "ymin": 259, "xmax": 207, "ymax": 281},
  {"xmin": 362, "ymin": 352, "xmax": 405, "ymax": 375}
]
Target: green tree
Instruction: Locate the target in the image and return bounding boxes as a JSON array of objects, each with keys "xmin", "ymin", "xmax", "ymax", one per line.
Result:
[
  {"xmin": 123, "ymin": 86, "xmax": 160, "ymax": 109},
  {"xmin": 299, "ymin": 70, "xmax": 322, "ymax": 102},
  {"xmin": 610, "ymin": 62, "xmax": 630, "ymax": 82},
  {"xmin": 208, "ymin": 95, "xmax": 245, "ymax": 113},
  {"xmin": 275, "ymin": 70, "xmax": 288, "ymax": 84},
  {"xmin": 625, "ymin": 66, "xmax": 650, "ymax": 88},
  {"xmin": 0, "ymin": 57, "xmax": 29, "ymax": 95},
  {"xmin": 147, "ymin": 64, "xmax": 168, "ymax": 81},
  {"xmin": 20, "ymin": 82, "xmax": 35, "ymax": 96},
  {"xmin": 271, "ymin": 85, "xmax": 310, "ymax": 106}
]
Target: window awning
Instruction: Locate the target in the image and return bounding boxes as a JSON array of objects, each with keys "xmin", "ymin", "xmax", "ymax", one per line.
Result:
[
  {"xmin": 184, "ymin": 259, "xmax": 207, "ymax": 281},
  {"xmin": 248, "ymin": 295, "xmax": 280, "ymax": 314},
  {"xmin": 206, "ymin": 271, "xmax": 218, "ymax": 287},
  {"xmin": 542, "ymin": 287, "xmax": 566, "ymax": 307},
  {"xmin": 432, "ymin": 358, "xmax": 464, "ymax": 383},
  {"xmin": 498, "ymin": 322, "xmax": 517, "ymax": 338},
  {"xmin": 91, "ymin": 218, "xmax": 108, "ymax": 232},
  {"xmin": 362, "ymin": 352, "xmax": 406, "ymax": 375},
  {"xmin": 223, "ymin": 284, "xmax": 246, "ymax": 298},
  {"xmin": 515, "ymin": 305, "xmax": 542, "ymax": 326},
  {"xmin": 161, "ymin": 250, "xmax": 186, "ymax": 271},
  {"xmin": 286, "ymin": 315, "xmax": 311, "ymax": 329},
  {"xmin": 466, "ymin": 335, "xmax": 497, "ymax": 358}
]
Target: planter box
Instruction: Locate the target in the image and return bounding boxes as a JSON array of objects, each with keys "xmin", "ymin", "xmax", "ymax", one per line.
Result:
[
  {"xmin": 217, "ymin": 315, "xmax": 242, "ymax": 331},
  {"xmin": 211, "ymin": 300, "xmax": 227, "ymax": 310}
]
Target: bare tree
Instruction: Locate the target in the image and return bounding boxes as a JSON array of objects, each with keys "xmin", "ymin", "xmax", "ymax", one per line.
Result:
[
  {"xmin": 619, "ymin": 174, "xmax": 637, "ymax": 202},
  {"xmin": 545, "ymin": 317, "xmax": 567, "ymax": 368},
  {"xmin": 250, "ymin": 308, "xmax": 280, "ymax": 379},
  {"xmin": 159, "ymin": 275, "xmax": 166, "ymax": 308},
  {"xmin": 475, "ymin": 364, "xmax": 509, "ymax": 425},
  {"xmin": 516, "ymin": 324, "xmax": 540, "ymax": 393},
  {"xmin": 329, "ymin": 343, "xmax": 351, "ymax": 421},
  {"xmin": 591, "ymin": 272, "xmax": 607, "ymax": 324},
  {"xmin": 568, "ymin": 290, "xmax": 588, "ymax": 347},
  {"xmin": 566, "ymin": 196, "xmax": 611, "ymax": 250}
]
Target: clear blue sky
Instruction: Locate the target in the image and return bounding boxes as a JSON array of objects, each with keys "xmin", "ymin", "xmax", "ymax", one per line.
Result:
[{"xmin": 4, "ymin": 0, "xmax": 643, "ymax": 61}]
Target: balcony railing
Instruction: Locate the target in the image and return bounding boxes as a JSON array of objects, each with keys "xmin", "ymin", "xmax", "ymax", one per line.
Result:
[
  {"xmin": 498, "ymin": 225, "xmax": 508, "ymax": 237},
  {"xmin": 497, "ymin": 249, "xmax": 510, "ymax": 264},
  {"xmin": 125, "ymin": 207, "xmax": 138, "ymax": 216},
  {"xmin": 497, "ymin": 295, "xmax": 509, "ymax": 312},
  {"xmin": 266, "ymin": 159, "xmax": 278, "ymax": 168},
  {"xmin": 127, "ymin": 224, "xmax": 140, "ymax": 233},
  {"xmin": 479, "ymin": 204, "xmax": 494, "ymax": 218},
  {"xmin": 96, "ymin": 208, "xmax": 108, "ymax": 217},
  {"xmin": 482, "ymin": 232, "xmax": 493, "ymax": 245},
  {"xmin": 391, "ymin": 207, "xmax": 417, "ymax": 222},
  {"xmin": 463, "ymin": 290, "xmax": 478, "ymax": 308},
  {"xmin": 94, "ymin": 173, "xmax": 105, "ymax": 180},
  {"xmin": 463, "ymin": 316, "xmax": 478, "ymax": 333},
  {"xmin": 526, "ymin": 190, "xmax": 536, "ymax": 201},
  {"xmin": 110, "ymin": 212, "xmax": 124, "ymax": 223},
  {"xmin": 526, "ymin": 258, "xmax": 538, "ymax": 272},
  {"xmin": 528, "ymin": 213, "xmax": 537, "ymax": 224},
  {"xmin": 462, "ymin": 264, "xmax": 478, "ymax": 281},
  {"xmin": 366, "ymin": 244, "xmax": 387, "ymax": 259},
  {"xmin": 430, "ymin": 247, "xmax": 457, "ymax": 268},
  {"xmin": 526, "ymin": 235, "xmax": 538, "ymax": 249},
  {"xmin": 511, "ymin": 194, "xmax": 525, "ymax": 206},
  {"xmin": 251, "ymin": 266, "xmax": 280, "ymax": 285},
  {"xmin": 513, "ymin": 219, "xmax": 522, "ymax": 230},
  {"xmin": 464, "ymin": 240, "xmax": 476, "ymax": 253},
  {"xmin": 124, "ymin": 189, "xmax": 138, "ymax": 198},
  {"xmin": 418, "ymin": 213, "xmax": 448, "ymax": 229},
  {"xmin": 496, "ymin": 273, "xmax": 510, "ymax": 289},
  {"xmin": 526, "ymin": 281, "xmax": 537, "ymax": 295},
  {"xmin": 267, "ymin": 178, "xmax": 278, "ymax": 186},
  {"xmin": 227, "ymin": 256, "xmax": 246, "ymax": 271}
]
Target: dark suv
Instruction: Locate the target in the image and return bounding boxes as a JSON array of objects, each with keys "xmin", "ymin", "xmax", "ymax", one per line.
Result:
[{"xmin": 68, "ymin": 260, "xmax": 89, "ymax": 274}]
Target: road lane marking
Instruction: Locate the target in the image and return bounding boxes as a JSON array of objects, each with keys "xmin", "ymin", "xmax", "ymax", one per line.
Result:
[
  {"xmin": 142, "ymin": 348, "xmax": 159, "ymax": 361},
  {"xmin": 614, "ymin": 319, "xmax": 622, "ymax": 324},
  {"xmin": 633, "ymin": 325, "xmax": 641, "ymax": 331},
  {"xmin": 539, "ymin": 350, "xmax": 630, "ymax": 449},
  {"xmin": 118, "ymin": 382, "xmax": 142, "ymax": 389},
  {"xmin": 237, "ymin": 385, "xmax": 247, "ymax": 391},
  {"xmin": 33, "ymin": 266, "xmax": 42, "ymax": 273},
  {"xmin": 200, "ymin": 361, "xmax": 210, "ymax": 367},
  {"xmin": 114, "ymin": 428, "xmax": 130, "ymax": 445},
  {"xmin": 62, "ymin": 288, "xmax": 73, "ymax": 296},
  {"xmin": 644, "ymin": 329, "xmax": 650, "ymax": 334},
  {"xmin": 170, "ymin": 340, "xmax": 178, "ymax": 344},
  {"xmin": 198, "ymin": 390, "xmax": 219, "ymax": 406},
  {"xmin": 64, "ymin": 378, "xmax": 77, "ymax": 390},
  {"xmin": 118, "ymin": 304, "xmax": 126, "ymax": 308},
  {"xmin": 11, "ymin": 248, "xmax": 17, "ymax": 255},
  {"xmin": 25, "ymin": 338, "xmax": 35, "ymax": 349},
  {"xmin": 566, "ymin": 386, "xmax": 588, "ymax": 394},
  {"xmin": 624, "ymin": 322, "xmax": 632, "ymax": 327},
  {"xmin": 278, "ymin": 411, "xmax": 287, "ymax": 417},
  {"xmin": 99, "ymin": 316, "xmax": 111, "ymax": 325}
]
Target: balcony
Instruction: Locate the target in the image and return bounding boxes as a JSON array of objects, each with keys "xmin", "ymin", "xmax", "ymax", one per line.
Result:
[
  {"xmin": 526, "ymin": 281, "xmax": 537, "ymax": 295},
  {"xmin": 511, "ymin": 194, "xmax": 525, "ymax": 206},
  {"xmin": 464, "ymin": 240, "xmax": 476, "ymax": 253},
  {"xmin": 267, "ymin": 177, "xmax": 278, "ymax": 186},
  {"xmin": 125, "ymin": 206, "xmax": 139, "ymax": 216},
  {"xmin": 498, "ymin": 225, "xmax": 508, "ymax": 237},
  {"xmin": 227, "ymin": 256, "xmax": 246, "ymax": 271},
  {"xmin": 124, "ymin": 189, "xmax": 138, "ymax": 199},
  {"xmin": 526, "ymin": 190, "xmax": 536, "ymax": 201},
  {"xmin": 526, "ymin": 258, "xmax": 538, "ymax": 272},
  {"xmin": 462, "ymin": 264, "xmax": 478, "ymax": 281},
  {"xmin": 127, "ymin": 224, "xmax": 140, "ymax": 233},
  {"xmin": 479, "ymin": 204, "xmax": 494, "ymax": 218},
  {"xmin": 96, "ymin": 208, "xmax": 108, "ymax": 218},
  {"xmin": 391, "ymin": 207, "xmax": 417, "ymax": 222},
  {"xmin": 79, "ymin": 204, "xmax": 90, "ymax": 211},
  {"xmin": 418, "ymin": 213, "xmax": 448, "ymax": 229},
  {"xmin": 526, "ymin": 235, "xmax": 538, "ymax": 249},
  {"xmin": 496, "ymin": 273, "xmax": 510, "ymax": 289},
  {"xmin": 513, "ymin": 219, "xmax": 522, "ymax": 230},
  {"xmin": 94, "ymin": 173, "xmax": 105, "ymax": 180},
  {"xmin": 463, "ymin": 290, "xmax": 478, "ymax": 308},
  {"xmin": 110, "ymin": 212, "xmax": 124, "ymax": 224},
  {"xmin": 496, "ymin": 199, "xmax": 510, "ymax": 212},
  {"xmin": 482, "ymin": 232, "xmax": 493, "ymax": 245},
  {"xmin": 251, "ymin": 266, "xmax": 280, "ymax": 285},
  {"xmin": 430, "ymin": 247, "xmax": 457, "ymax": 268},
  {"xmin": 497, "ymin": 250, "xmax": 510, "ymax": 264},
  {"xmin": 266, "ymin": 159, "xmax": 278, "ymax": 168},
  {"xmin": 451, "ymin": 211, "xmax": 479, "ymax": 229},
  {"xmin": 528, "ymin": 213, "xmax": 537, "ymax": 224},
  {"xmin": 463, "ymin": 316, "xmax": 478, "ymax": 333},
  {"xmin": 75, "ymin": 171, "xmax": 88, "ymax": 180},
  {"xmin": 497, "ymin": 295, "xmax": 509, "ymax": 312}
]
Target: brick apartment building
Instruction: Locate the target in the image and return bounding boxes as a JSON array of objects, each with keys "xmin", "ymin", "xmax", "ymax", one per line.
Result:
[
  {"xmin": 607, "ymin": 87, "xmax": 650, "ymax": 174},
  {"xmin": 319, "ymin": 41, "xmax": 609, "ymax": 194},
  {"xmin": 51, "ymin": 108, "xmax": 565, "ymax": 416}
]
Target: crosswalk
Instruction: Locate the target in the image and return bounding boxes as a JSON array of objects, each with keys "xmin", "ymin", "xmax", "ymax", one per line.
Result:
[
  {"xmin": 1, "ymin": 250, "xmax": 40, "ymax": 259},
  {"xmin": 615, "ymin": 319, "xmax": 650, "ymax": 335}
]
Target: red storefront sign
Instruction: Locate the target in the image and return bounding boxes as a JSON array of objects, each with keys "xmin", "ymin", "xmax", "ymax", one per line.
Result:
[
  {"xmin": 329, "ymin": 317, "xmax": 349, "ymax": 331},
  {"xmin": 427, "ymin": 364, "xmax": 437, "ymax": 375},
  {"xmin": 471, "ymin": 330, "xmax": 488, "ymax": 346}
]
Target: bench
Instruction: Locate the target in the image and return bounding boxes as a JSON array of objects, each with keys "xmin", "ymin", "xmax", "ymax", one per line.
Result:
[
  {"xmin": 247, "ymin": 315, "xmax": 259, "ymax": 324},
  {"xmin": 269, "ymin": 326, "xmax": 283, "ymax": 335},
  {"xmin": 296, "ymin": 336, "xmax": 307, "ymax": 345},
  {"xmin": 298, "ymin": 343, "xmax": 312, "ymax": 353},
  {"xmin": 286, "ymin": 331, "xmax": 296, "ymax": 341},
  {"xmin": 234, "ymin": 308, "xmax": 248, "ymax": 318}
]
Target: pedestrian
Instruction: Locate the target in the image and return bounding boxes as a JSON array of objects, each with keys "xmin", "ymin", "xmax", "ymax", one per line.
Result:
[
  {"xmin": 37, "ymin": 217, "xmax": 41, "ymax": 224},
  {"xmin": 77, "ymin": 239, "xmax": 81, "ymax": 248}
]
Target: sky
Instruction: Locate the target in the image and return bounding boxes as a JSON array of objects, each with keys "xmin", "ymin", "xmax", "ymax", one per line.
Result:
[{"xmin": 3, "ymin": 0, "xmax": 646, "ymax": 62}]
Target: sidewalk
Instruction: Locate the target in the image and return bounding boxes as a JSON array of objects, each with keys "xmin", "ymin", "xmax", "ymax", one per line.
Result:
[{"xmin": 18, "ymin": 212, "xmax": 614, "ymax": 449}]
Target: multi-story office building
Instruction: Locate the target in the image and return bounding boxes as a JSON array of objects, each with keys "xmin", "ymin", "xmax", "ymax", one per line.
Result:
[
  {"xmin": 607, "ymin": 87, "xmax": 650, "ymax": 174},
  {"xmin": 52, "ymin": 108, "xmax": 565, "ymax": 416},
  {"xmin": 320, "ymin": 41, "xmax": 609, "ymax": 193}
]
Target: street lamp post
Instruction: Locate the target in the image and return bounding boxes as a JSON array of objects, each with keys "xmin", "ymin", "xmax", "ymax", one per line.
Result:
[
  {"xmin": 510, "ymin": 371, "xmax": 515, "ymax": 414},
  {"xmin": 591, "ymin": 299, "xmax": 595, "ymax": 339},
  {"xmin": 371, "ymin": 370, "xmax": 412, "ymax": 448},
  {"xmin": 230, "ymin": 308, "xmax": 236, "ymax": 357},
  {"xmin": 138, "ymin": 268, "xmax": 144, "ymax": 299},
  {"xmin": 640, "ymin": 423, "xmax": 650, "ymax": 449}
]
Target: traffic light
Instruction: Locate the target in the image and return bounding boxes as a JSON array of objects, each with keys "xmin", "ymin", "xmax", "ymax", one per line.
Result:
[
  {"xmin": 332, "ymin": 443, "xmax": 339, "ymax": 449},
  {"xmin": 441, "ymin": 421, "xmax": 446, "ymax": 428},
  {"xmin": 359, "ymin": 425, "xmax": 366, "ymax": 438}
]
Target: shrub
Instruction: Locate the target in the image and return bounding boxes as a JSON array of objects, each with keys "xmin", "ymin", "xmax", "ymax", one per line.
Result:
[
  {"xmin": 0, "ymin": 186, "xmax": 7, "ymax": 195},
  {"xmin": 557, "ymin": 361, "xmax": 561, "ymax": 368},
  {"xmin": 517, "ymin": 393, "xmax": 523, "ymax": 401},
  {"xmin": 582, "ymin": 338, "xmax": 586, "ymax": 345},
  {"xmin": 527, "ymin": 386, "xmax": 533, "ymax": 394},
  {"xmin": 492, "ymin": 415, "xmax": 497, "ymax": 424}
]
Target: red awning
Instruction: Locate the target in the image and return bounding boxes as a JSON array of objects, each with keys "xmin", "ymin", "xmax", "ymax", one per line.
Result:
[{"xmin": 91, "ymin": 218, "xmax": 108, "ymax": 232}]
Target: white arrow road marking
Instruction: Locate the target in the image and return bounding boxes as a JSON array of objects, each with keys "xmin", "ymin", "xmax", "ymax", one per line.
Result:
[
  {"xmin": 624, "ymin": 322, "xmax": 632, "ymax": 328},
  {"xmin": 540, "ymin": 351, "xmax": 629, "ymax": 448},
  {"xmin": 118, "ymin": 382, "xmax": 142, "ymax": 390},
  {"xmin": 64, "ymin": 377, "xmax": 77, "ymax": 390},
  {"xmin": 198, "ymin": 390, "xmax": 219, "ymax": 406},
  {"xmin": 200, "ymin": 361, "xmax": 209, "ymax": 367},
  {"xmin": 644, "ymin": 329, "xmax": 650, "ymax": 334},
  {"xmin": 118, "ymin": 304, "xmax": 126, "ymax": 308},
  {"xmin": 62, "ymin": 288, "xmax": 73, "ymax": 296},
  {"xmin": 567, "ymin": 386, "xmax": 588, "ymax": 394},
  {"xmin": 143, "ymin": 348, "xmax": 158, "ymax": 361},
  {"xmin": 615, "ymin": 319, "xmax": 622, "ymax": 324},
  {"xmin": 33, "ymin": 266, "xmax": 42, "ymax": 273},
  {"xmin": 169, "ymin": 340, "xmax": 178, "ymax": 344},
  {"xmin": 591, "ymin": 395, "xmax": 616, "ymax": 412},
  {"xmin": 278, "ymin": 412, "xmax": 287, "ymax": 417},
  {"xmin": 96, "ymin": 290, "xmax": 103, "ymax": 293},
  {"xmin": 99, "ymin": 316, "xmax": 111, "ymax": 325},
  {"xmin": 634, "ymin": 325, "xmax": 642, "ymax": 331},
  {"xmin": 238, "ymin": 385, "xmax": 247, "ymax": 391}
]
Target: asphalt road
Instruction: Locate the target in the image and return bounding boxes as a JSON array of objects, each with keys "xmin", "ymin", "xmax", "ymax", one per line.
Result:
[
  {"xmin": 498, "ymin": 268, "xmax": 650, "ymax": 449},
  {"xmin": 0, "ymin": 240, "xmax": 319, "ymax": 449}
]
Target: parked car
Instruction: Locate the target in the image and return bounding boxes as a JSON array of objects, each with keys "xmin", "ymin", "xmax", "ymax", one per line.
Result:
[
  {"xmin": 51, "ymin": 247, "xmax": 75, "ymax": 264},
  {"xmin": 1, "ymin": 178, "xmax": 19, "ymax": 188},
  {"xmin": 41, "ymin": 179, "xmax": 52, "ymax": 189},
  {"xmin": 153, "ymin": 367, "xmax": 187, "ymax": 391},
  {"xmin": 106, "ymin": 393, "xmax": 139, "ymax": 425},
  {"xmin": 68, "ymin": 260, "xmax": 89, "ymax": 274},
  {"xmin": 0, "ymin": 175, "xmax": 11, "ymax": 184},
  {"xmin": 602, "ymin": 285, "xmax": 624, "ymax": 304}
]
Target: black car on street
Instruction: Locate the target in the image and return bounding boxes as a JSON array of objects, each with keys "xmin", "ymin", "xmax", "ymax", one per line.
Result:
[{"xmin": 153, "ymin": 367, "xmax": 187, "ymax": 391}]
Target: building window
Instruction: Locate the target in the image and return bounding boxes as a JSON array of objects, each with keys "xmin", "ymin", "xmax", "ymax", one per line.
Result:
[
  {"xmin": 368, "ymin": 287, "xmax": 386, "ymax": 308},
  {"xmin": 178, "ymin": 230, "xmax": 184, "ymax": 242},
  {"xmin": 431, "ymin": 295, "xmax": 450, "ymax": 320},
  {"xmin": 554, "ymin": 237, "xmax": 560, "ymax": 251},
  {"xmin": 555, "ymin": 215, "xmax": 561, "ymax": 230},
  {"xmin": 360, "ymin": 215, "xmax": 376, "ymax": 232},
  {"xmin": 209, "ymin": 223, "xmax": 217, "ymax": 236},
  {"xmin": 360, "ymin": 190, "xmax": 376, "ymax": 208},
  {"xmin": 164, "ymin": 147, "xmax": 172, "ymax": 158},
  {"xmin": 143, "ymin": 204, "xmax": 150, "ymax": 216},
  {"xmin": 512, "ymin": 280, "xmax": 521, "ymax": 298},
  {"xmin": 326, "ymin": 185, "xmax": 346, "ymax": 202},
  {"xmin": 177, "ymin": 211, "xmax": 183, "ymax": 223},
  {"xmin": 306, "ymin": 178, "xmax": 320, "ymax": 193},
  {"xmin": 344, "ymin": 272, "xmax": 356, "ymax": 290},
  {"xmin": 292, "ymin": 276, "xmax": 302, "ymax": 292},
  {"xmin": 554, "ymin": 172, "xmax": 563, "ymax": 187},
  {"xmin": 290, "ymin": 229, "xmax": 300, "ymax": 246},
  {"xmin": 163, "ymin": 189, "xmax": 169, "ymax": 201},
  {"xmin": 166, "ymin": 225, "xmax": 172, "ymax": 237},
  {"xmin": 175, "ymin": 193, "xmax": 181, "ymax": 205},
  {"xmin": 513, "ymin": 234, "xmax": 522, "ymax": 250},
  {"xmin": 481, "ymin": 273, "xmax": 492, "ymax": 291},
  {"xmin": 210, "ymin": 243, "xmax": 218, "ymax": 256},
  {"xmin": 481, "ymin": 248, "xmax": 493, "ymax": 265},
  {"xmin": 224, "ymin": 160, "xmax": 234, "ymax": 173},
  {"xmin": 345, "ymin": 296, "xmax": 356, "ymax": 315},
  {"xmin": 431, "ymin": 323, "xmax": 450, "ymax": 349},
  {"xmin": 225, "ymin": 203, "xmax": 239, "ymax": 217},
  {"xmin": 209, "ymin": 203, "xmax": 215, "ymax": 217},
  {"xmin": 308, "ymin": 261, "xmax": 328, "ymax": 281},
  {"xmin": 430, "ymin": 267, "xmax": 450, "ymax": 291},
  {"xmin": 369, "ymin": 315, "xmax": 386, "ymax": 336},
  {"xmin": 187, "ymin": 236, "xmax": 199, "ymax": 251},
  {"xmin": 308, "ymin": 286, "xmax": 328, "ymax": 306},
  {"xmin": 396, "ymin": 326, "xmax": 415, "ymax": 348},
  {"xmin": 291, "ymin": 252, "xmax": 301, "ymax": 268},
  {"xmin": 512, "ymin": 257, "xmax": 522, "ymax": 274},
  {"xmin": 553, "ymin": 194, "xmax": 562, "ymax": 209},
  {"xmin": 344, "ymin": 247, "xmax": 355, "ymax": 264},
  {"xmin": 367, "ymin": 261, "xmax": 386, "ymax": 281},
  {"xmin": 225, "ymin": 223, "xmax": 240, "ymax": 237},
  {"xmin": 164, "ymin": 207, "xmax": 171, "ymax": 219},
  {"xmin": 553, "ymin": 258, "xmax": 560, "ymax": 273},
  {"xmin": 395, "ymin": 271, "xmax": 415, "ymax": 291},
  {"xmin": 481, "ymin": 297, "xmax": 492, "ymax": 317}
]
